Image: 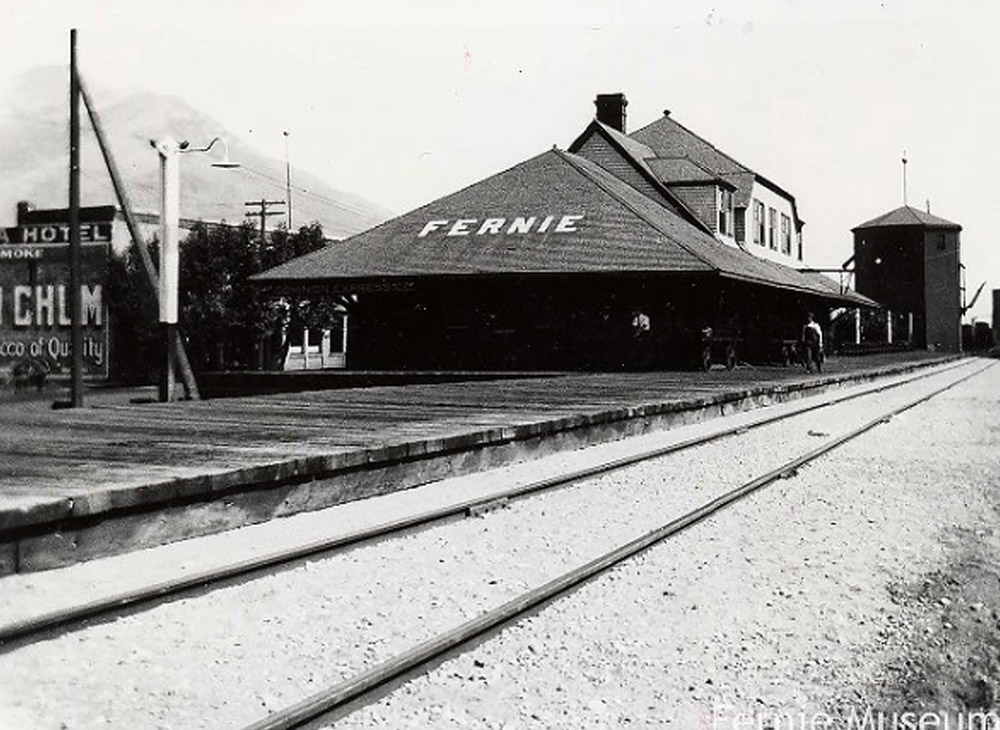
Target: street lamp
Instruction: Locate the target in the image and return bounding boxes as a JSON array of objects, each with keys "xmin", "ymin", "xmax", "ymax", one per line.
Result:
[
  {"xmin": 150, "ymin": 135, "xmax": 240, "ymax": 402},
  {"xmin": 182, "ymin": 136, "xmax": 240, "ymax": 168}
]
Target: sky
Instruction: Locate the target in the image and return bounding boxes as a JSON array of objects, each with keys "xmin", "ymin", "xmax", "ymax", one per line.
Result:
[{"xmin": 0, "ymin": 0, "xmax": 997, "ymax": 322}]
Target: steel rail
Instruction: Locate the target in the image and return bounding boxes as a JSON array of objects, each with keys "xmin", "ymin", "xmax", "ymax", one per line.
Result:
[
  {"xmin": 0, "ymin": 359, "xmax": 972, "ymax": 647},
  {"xmin": 240, "ymin": 358, "xmax": 995, "ymax": 730}
]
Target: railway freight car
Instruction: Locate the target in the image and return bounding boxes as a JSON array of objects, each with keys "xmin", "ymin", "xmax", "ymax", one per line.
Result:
[{"xmin": 254, "ymin": 95, "xmax": 874, "ymax": 371}]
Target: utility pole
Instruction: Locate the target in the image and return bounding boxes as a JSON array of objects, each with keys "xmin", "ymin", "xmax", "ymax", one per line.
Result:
[
  {"xmin": 245, "ymin": 199, "xmax": 286, "ymax": 247},
  {"xmin": 69, "ymin": 29, "xmax": 83, "ymax": 407},
  {"xmin": 80, "ymin": 77, "xmax": 203, "ymax": 399},
  {"xmin": 245, "ymin": 199, "xmax": 284, "ymax": 371},
  {"xmin": 283, "ymin": 131, "xmax": 292, "ymax": 231},
  {"xmin": 901, "ymin": 149, "xmax": 908, "ymax": 206}
]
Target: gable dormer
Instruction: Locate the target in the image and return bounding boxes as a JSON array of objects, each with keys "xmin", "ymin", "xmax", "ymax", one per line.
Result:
[
  {"xmin": 644, "ymin": 158, "xmax": 738, "ymax": 244},
  {"xmin": 631, "ymin": 108, "xmax": 807, "ymax": 263},
  {"xmin": 568, "ymin": 118, "xmax": 713, "ymax": 236}
]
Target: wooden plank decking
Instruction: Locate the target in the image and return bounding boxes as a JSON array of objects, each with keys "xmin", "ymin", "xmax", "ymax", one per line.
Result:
[{"xmin": 0, "ymin": 352, "xmax": 954, "ymax": 544}]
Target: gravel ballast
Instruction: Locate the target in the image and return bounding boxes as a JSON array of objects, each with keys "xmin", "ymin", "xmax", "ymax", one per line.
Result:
[
  {"xmin": 330, "ymin": 360, "xmax": 1000, "ymax": 729},
  {"xmin": 0, "ymin": 359, "xmax": 992, "ymax": 729}
]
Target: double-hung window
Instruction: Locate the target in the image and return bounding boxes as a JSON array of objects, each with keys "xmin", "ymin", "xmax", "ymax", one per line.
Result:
[
  {"xmin": 753, "ymin": 200, "xmax": 764, "ymax": 245},
  {"xmin": 718, "ymin": 188, "xmax": 733, "ymax": 236}
]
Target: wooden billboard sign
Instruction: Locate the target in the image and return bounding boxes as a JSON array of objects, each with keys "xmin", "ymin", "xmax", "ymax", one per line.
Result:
[{"xmin": 0, "ymin": 215, "xmax": 111, "ymax": 379}]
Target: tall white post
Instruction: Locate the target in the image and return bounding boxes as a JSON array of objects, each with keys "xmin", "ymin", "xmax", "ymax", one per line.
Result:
[
  {"xmin": 887, "ymin": 309, "xmax": 893, "ymax": 344},
  {"xmin": 321, "ymin": 330, "xmax": 331, "ymax": 367},
  {"xmin": 341, "ymin": 313, "xmax": 349, "ymax": 357},
  {"xmin": 908, "ymin": 312, "xmax": 914, "ymax": 342},
  {"xmin": 153, "ymin": 137, "xmax": 180, "ymax": 401},
  {"xmin": 854, "ymin": 308, "xmax": 861, "ymax": 345}
]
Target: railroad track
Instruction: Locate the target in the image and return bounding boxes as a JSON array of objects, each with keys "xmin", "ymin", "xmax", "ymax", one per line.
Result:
[
  {"xmin": 0, "ymin": 358, "xmax": 976, "ymax": 649},
  {"xmin": 237, "ymin": 358, "xmax": 995, "ymax": 730}
]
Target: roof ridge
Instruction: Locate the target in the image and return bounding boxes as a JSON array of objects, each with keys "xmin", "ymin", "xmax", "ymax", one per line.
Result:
[
  {"xmin": 553, "ymin": 149, "xmax": 718, "ymax": 270},
  {"xmin": 592, "ymin": 120, "xmax": 656, "ymax": 158},
  {"xmin": 252, "ymin": 149, "xmax": 569, "ymax": 278},
  {"xmin": 648, "ymin": 157, "xmax": 732, "ymax": 187},
  {"xmin": 324, "ymin": 149, "xmax": 565, "ymax": 247},
  {"xmin": 630, "ymin": 113, "xmax": 752, "ymax": 175},
  {"xmin": 650, "ymin": 154, "xmax": 717, "ymax": 177}
]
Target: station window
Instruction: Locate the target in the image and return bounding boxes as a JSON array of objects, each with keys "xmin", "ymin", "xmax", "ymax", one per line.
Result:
[
  {"xmin": 768, "ymin": 207, "xmax": 777, "ymax": 250},
  {"xmin": 780, "ymin": 213, "xmax": 791, "ymax": 254},
  {"xmin": 796, "ymin": 230, "xmax": 803, "ymax": 261},
  {"xmin": 753, "ymin": 200, "xmax": 765, "ymax": 245},
  {"xmin": 937, "ymin": 233, "xmax": 947, "ymax": 251},
  {"xmin": 718, "ymin": 187, "xmax": 733, "ymax": 236}
]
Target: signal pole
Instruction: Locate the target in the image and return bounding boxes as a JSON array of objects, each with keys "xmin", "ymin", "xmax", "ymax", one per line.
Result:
[{"xmin": 245, "ymin": 198, "xmax": 286, "ymax": 246}]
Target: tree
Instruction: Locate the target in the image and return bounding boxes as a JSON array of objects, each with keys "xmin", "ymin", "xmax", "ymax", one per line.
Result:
[
  {"xmin": 106, "ymin": 238, "xmax": 160, "ymax": 383},
  {"xmin": 178, "ymin": 221, "xmax": 257, "ymax": 369},
  {"xmin": 107, "ymin": 220, "xmax": 331, "ymax": 379},
  {"xmin": 178, "ymin": 220, "xmax": 330, "ymax": 372}
]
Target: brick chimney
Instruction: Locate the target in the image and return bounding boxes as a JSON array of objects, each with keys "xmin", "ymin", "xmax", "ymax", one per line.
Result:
[
  {"xmin": 595, "ymin": 93, "xmax": 628, "ymax": 133},
  {"xmin": 16, "ymin": 201, "xmax": 32, "ymax": 225}
]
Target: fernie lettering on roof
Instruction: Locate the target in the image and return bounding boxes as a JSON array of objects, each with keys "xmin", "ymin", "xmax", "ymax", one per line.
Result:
[{"xmin": 418, "ymin": 215, "xmax": 585, "ymax": 238}]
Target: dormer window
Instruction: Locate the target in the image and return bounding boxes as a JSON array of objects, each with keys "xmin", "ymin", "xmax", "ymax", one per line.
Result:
[
  {"xmin": 780, "ymin": 213, "xmax": 791, "ymax": 254},
  {"xmin": 718, "ymin": 187, "xmax": 734, "ymax": 236},
  {"xmin": 768, "ymin": 207, "xmax": 777, "ymax": 249}
]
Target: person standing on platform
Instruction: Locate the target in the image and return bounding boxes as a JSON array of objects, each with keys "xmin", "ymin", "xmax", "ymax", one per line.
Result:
[
  {"xmin": 631, "ymin": 308, "xmax": 651, "ymax": 369},
  {"xmin": 801, "ymin": 312, "xmax": 824, "ymax": 373}
]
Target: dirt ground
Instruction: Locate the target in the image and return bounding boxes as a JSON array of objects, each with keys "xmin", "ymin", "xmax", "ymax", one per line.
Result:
[{"xmin": 840, "ymin": 527, "xmax": 1000, "ymax": 725}]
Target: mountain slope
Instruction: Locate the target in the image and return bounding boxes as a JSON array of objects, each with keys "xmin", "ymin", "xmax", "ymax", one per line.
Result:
[{"xmin": 0, "ymin": 67, "xmax": 393, "ymax": 239}]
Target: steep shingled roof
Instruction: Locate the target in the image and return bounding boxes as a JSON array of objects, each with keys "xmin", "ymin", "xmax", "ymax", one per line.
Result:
[
  {"xmin": 590, "ymin": 120, "xmax": 656, "ymax": 163},
  {"xmin": 254, "ymin": 149, "xmax": 714, "ymax": 282},
  {"xmin": 647, "ymin": 158, "xmax": 727, "ymax": 185},
  {"xmin": 562, "ymin": 152, "xmax": 871, "ymax": 304},
  {"xmin": 853, "ymin": 205, "xmax": 961, "ymax": 231},
  {"xmin": 254, "ymin": 148, "xmax": 873, "ymax": 306},
  {"xmin": 567, "ymin": 120, "xmax": 713, "ymax": 234},
  {"xmin": 629, "ymin": 113, "xmax": 793, "ymax": 219}
]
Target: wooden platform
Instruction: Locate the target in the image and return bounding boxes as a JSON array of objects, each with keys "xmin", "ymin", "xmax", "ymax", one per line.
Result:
[{"xmin": 0, "ymin": 352, "xmax": 955, "ymax": 573}]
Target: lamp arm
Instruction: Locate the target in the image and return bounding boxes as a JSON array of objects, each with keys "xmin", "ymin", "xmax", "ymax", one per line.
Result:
[{"xmin": 182, "ymin": 136, "xmax": 225, "ymax": 154}]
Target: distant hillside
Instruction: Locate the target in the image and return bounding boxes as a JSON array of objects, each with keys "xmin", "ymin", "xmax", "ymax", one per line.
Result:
[{"xmin": 0, "ymin": 67, "xmax": 393, "ymax": 239}]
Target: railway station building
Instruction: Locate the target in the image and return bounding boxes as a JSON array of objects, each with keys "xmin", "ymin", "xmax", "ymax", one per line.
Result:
[{"xmin": 254, "ymin": 94, "xmax": 874, "ymax": 371}]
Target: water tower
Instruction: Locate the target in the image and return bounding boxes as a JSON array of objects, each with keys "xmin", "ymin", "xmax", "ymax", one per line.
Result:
[{"xmin": 851, "ymin": 205, "xmax": 961, "ymax": 351}]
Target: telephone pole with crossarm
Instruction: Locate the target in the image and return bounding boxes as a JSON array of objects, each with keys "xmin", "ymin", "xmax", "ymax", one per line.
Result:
[{"xmin": 245, "ymin": 198, "xmax": 286, "ymax": 246}]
